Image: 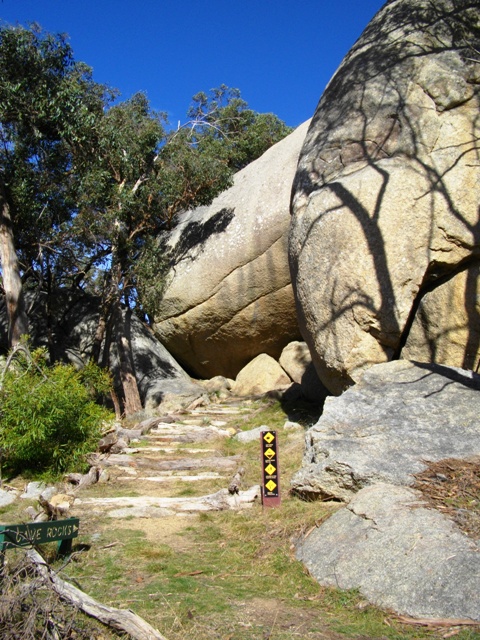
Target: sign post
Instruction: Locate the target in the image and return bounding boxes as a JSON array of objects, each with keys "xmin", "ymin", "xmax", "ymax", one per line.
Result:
[
  {"xmin": 0, "ymin": 518, "xmax": 80, "ymax": 558},
  {"xmin": 260, "ymin": 430, "xmax": 281, "ymax": 507}
]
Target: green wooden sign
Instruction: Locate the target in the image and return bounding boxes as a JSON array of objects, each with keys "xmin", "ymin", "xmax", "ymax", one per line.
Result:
[{"xmin": 0, "ymin": 518, "xmax": 79, "ymax": 551}]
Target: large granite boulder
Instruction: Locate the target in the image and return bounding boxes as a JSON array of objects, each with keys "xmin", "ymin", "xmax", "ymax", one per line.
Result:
[
  {"xmin": 152, "ymin": 121, "xmax": 310, "ymax": 380},
  {"xmin": 291, "ymin": 360, "xmax": 480, "ymax": 501},
  {"xmin": 289, "ymin": 0, "xmax": 480, "ymax": 394}
]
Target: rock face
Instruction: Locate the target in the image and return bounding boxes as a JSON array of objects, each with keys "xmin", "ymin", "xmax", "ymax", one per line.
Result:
[
  {"xmin": 291, "ymin": 360, "xmax": 480, "ymax": 501},
  {"xmin": 296, "ymin": 483, "xmax": 480, "ymax": 621},
  {"xmin": 289, "ymin": 0, "xmax": 480, "ymax": 395},
  {"xmin": 153, "ymin": 121, "xmax": 310, "ymax": 380},
  {"xmin": 293, "ymin": 359, "xmax": 480, "ymax": 620}
]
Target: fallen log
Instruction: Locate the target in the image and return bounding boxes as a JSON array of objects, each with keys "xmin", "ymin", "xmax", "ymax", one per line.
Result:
[
  {"xmin": 65, "ymin": 465, "xmax": 101, "ymax": 490},
  {"xmin": 228, "ymin": 467, "xmax": 245, "ymax": 494},
  {"xmin": 26, "ymin": 548, "xmax": 168, "ymax": 640}
]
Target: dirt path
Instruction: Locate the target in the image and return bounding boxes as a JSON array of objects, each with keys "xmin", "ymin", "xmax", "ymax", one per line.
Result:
[{"xmin": 74, "ymin": 396, "xmax": 265, "ymax": 520}]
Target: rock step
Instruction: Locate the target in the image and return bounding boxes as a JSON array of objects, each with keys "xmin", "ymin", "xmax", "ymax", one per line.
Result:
[
  {"xmin": 149, "ymin": 424, "xmax": 230, "ymax": 436},
  {"xmin": 117, "ymin": 472, "xmax": 225, "ymax": 483},
  {"xmin": 145, "ymin": 434, "xmax": 228, "ymax": 444},
  {"xmin": 100, "ymin": 454, "xmax": 241, "ymax": 471},
  {"xmin": 79, "ymin": 486, "xmax": 261, "ymax": 519},
  {"xmin": 189, "ymin": 407, "xmax": 250, "ymax": 415},
  {"xmin": 124, "ymin": 447, "xmax": 219, "ymax": 454}
]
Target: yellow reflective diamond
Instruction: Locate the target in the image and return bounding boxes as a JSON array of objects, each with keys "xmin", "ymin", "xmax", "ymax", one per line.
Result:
[
  {"xmin": 263, "ymin": 432, "xmax": 275, "ymax": 444},
  {"xmin": 265, "ymin": 464, "xmax": 276, "ymax": 475},
  {"xmin": 265, "ymin": 480, "xmax": 277, "ymax": 492},
  {"xmin": 264, "ymin": 448, "xmax": 275, "ymax": 459}
]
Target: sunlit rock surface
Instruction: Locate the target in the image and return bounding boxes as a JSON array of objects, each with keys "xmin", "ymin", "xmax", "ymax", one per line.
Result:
[{"xmin": 289, "ymin": 0, "xmax": 480, "ymax": 394}]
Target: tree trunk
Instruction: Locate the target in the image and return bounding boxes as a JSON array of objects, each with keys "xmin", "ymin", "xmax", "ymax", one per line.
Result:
[
  {"xmin": 0, "ymin": 183, "xmax": 29, "ymax": 346},
  {"xmin": 113, "ymin": 298, "xmax": 142, "ymax": 416},
  {"xmin": 107, "ymin": 234, "xmax": 143, "ymax": 416}
]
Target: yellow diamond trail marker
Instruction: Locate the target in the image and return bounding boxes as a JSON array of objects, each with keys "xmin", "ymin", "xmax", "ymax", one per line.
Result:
[{"xmin": 260, "ymin": 431, "xmax": 281, "ymax": 507}]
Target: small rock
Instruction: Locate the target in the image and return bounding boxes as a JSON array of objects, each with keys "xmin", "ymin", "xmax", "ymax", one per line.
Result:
[
  {"xmin": 234, "ymin": 425, "xmax": 268, "ymax": 444},
  {"xmin": 98, "ymin": 431, "xmax": 118, "ymax": 453},
  {"xmin": 0, "ymin": 487, "xmax": 18, "ymax": 507},
  {"xmin": 98, "ymin": 469, "xmax": 110, "ymax": 483},
  {"xmin": 284, "ymin": 420, "xmax": 302, "ymax": 431},
  {"xmin": 110, "ymin": 437, "xmax": 129, "ymax": 454},
  {"xmin": 21, "ymin": 482, "xmax": 48, "ymax": 500},
  {"xmin": 40, "ymin": 486, "xmax": 57, "ymax": 501}
]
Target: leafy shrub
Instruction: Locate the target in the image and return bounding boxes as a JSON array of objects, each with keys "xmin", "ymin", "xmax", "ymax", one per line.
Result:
[{"xmin": 0, "ymin": 349, "xmax": 113, "ymax": 477}]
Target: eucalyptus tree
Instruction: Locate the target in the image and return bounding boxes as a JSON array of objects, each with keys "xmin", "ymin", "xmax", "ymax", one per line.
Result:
[
  {"xmin": 185, "ymin": 85, "xmax": 292, "ymax": 171},
  {"xmin": 73, "ymin": 88, "xmax": 291, "ymax": 414},
  {"xmin": 0, "ymin": 24, "xmax": 110, "ymax": 347},
  {"xmin": 0, "ymin": 23, "xmax": 292, "ymax": 415}
]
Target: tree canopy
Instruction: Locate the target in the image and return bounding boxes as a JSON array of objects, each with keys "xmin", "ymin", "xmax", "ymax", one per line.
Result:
[{"xmin": 0, "ymin": 24, "xmax": 292, "ymax": 414}]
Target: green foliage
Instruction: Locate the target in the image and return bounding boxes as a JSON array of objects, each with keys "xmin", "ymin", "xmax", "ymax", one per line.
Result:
[
  {"xmin": 0, "ymin": 350, "xmax": 112, "ymax": 477},
  {"xmin": 0, "ymin": 24, "xmax": 293, "ymax": 412},
  {"xmin": 0, "ymin": 24, "xmax": 112, "ymax": 285},
  {"xmin": 186, "ymin": 84, "xmax": 293, "ymax": 171}
]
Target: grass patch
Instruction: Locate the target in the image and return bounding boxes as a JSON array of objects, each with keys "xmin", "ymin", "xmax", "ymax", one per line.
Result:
[{"xmin": 3, "ymin": 398, "xmax": 480, "ymax": 640}]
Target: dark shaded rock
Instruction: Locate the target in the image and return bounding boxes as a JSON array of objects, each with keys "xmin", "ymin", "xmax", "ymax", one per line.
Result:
[{"xmin": 0, "ymin": 290, "xmax": 193, "ymax": 414}]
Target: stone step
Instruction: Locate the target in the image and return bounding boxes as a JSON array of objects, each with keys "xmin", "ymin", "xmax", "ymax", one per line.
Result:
[
  {"xmin": 150, "ymin": 424, "xmax": 231, "ymax": 436},
  {"xmin": 100, "ymin": 454, "xmax": 241, "ymax": 471},
  {"xmin": 117, "ymin": 472, "xmax": 225, "ymax": 482},
  {"xmin": 189, "ymin": 407, "xmax": 250, "ymax": 416},
  {"xmin": 124, "ymin": 447, "xmax": 219, "ymax": 455}
]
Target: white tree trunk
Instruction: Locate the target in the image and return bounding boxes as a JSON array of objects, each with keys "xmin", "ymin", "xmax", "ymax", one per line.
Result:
[{"xmin": 0, "ymin": 184, "xmax": 28, "ymax": 346}]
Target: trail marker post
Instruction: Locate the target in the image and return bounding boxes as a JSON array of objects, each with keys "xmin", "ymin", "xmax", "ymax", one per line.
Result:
[{"xmin": 260, "ymin": 430, "xmax": 281, "ymax": 507}]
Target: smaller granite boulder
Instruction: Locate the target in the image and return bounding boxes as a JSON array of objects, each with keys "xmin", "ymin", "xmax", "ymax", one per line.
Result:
[
  {"xmin": 231, "ymin": 354, "xmax": 291, "ymax": 396},
  {"xmin": 0, "ymin": 488, "xmax": 17, "ymax": 507},
  {"xmin": 296, "ymin": 483, "xmax": 480, "ymax": 621},
  {"xmin": 144, "ymin": 378, "xmax": 207, "ymax": 415},
  {"xmin": 279, "ymin": 341, "xmax": 328, "ymax": 404}
]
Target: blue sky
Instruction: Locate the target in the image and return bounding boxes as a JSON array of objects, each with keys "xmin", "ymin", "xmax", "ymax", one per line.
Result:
[{"xmin": 1, "ymin": 1, "xmax": 386, "ymax": 129}]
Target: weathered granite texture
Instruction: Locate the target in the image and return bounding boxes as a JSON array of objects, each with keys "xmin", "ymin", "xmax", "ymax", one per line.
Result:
[
  {"xmin": 289, "ymin": 0, "xmax": 480, "ymax": 394},
  {"xmin": 297, "ymin": 483, "xmax": 480, "ymax": 621},
  {"xmin": 291, "ymin": 360, "xmax": 480, "ymax": 501},
  {"xmin": 153, "ymin": 121, "xmax": 310, "ymax": 379}
]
